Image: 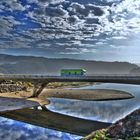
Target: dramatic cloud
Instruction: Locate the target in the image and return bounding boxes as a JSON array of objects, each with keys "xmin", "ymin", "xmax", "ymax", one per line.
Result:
[
  {"xmin": 0, "ymin": 0, "xmax": 140, "ymax": 62},
  {"xmin": 0, "ymin": 0, "xmax": 25, "ymax": 11}
]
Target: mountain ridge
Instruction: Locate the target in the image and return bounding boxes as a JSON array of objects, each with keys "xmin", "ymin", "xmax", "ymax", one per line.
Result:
[{"xmin": 0, "ymin": 54, "xmax": 139, "ymax": 75}]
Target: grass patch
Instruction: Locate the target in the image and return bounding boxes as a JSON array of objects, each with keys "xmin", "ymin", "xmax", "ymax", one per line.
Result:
[{"xmin": 82, "ymin": 129, "xmax": 140, "ymax": 140}]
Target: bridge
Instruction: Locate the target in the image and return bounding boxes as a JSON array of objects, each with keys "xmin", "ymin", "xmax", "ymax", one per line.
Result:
[
  {"xmin": 0, "ymin": 74, "xmax": 140, "ymax": 97},
  {"xmin": 0, "ymin": 74, "xmax": 140, "ymax": 84}
]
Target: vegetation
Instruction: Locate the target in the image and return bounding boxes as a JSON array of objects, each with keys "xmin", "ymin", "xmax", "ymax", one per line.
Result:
[
  {"xmin": 47, "ymin": 82, "xmax": 93, "ymax": 88},
  {"xmin": 16, "ymin": 81, "xmax": 33, "ymax": 88},
  {"xmin": 82, "ymin": 129, "xmax": 140, "ymax": 140},
  {"xmin": 89, "ymin": 130, "xmax": 108, "ymax": 140},
  {"xmin": 82, "ymin": 129, "xmax": 109, "ymax": 140}
]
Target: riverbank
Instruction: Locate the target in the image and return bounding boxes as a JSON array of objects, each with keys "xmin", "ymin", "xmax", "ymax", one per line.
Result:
[
  {"xmin": 0, "ymin": 80, "xmax": 133, "ymax": 100},
  {"xmin": 82, "ymin": 108, "xmax": 140, "ymax": 140}
]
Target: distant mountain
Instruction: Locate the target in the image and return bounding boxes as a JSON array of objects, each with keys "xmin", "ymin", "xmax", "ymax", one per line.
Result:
[
  {"xmin": 130, "ymin": 67, "xmax": 140, "ymax": 74},
  {"xmin": 0, "ymin": 54, "xmax": 139, "ymax": 75},
  {"xmin": 135, "ymin": 63, "xmax": 140, "ymax": 67}
]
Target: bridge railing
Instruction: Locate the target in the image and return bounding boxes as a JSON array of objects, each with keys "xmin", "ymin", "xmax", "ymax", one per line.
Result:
[{"xmin": 0, "ymin": 74, "xmax": 140, "ymax": 79}]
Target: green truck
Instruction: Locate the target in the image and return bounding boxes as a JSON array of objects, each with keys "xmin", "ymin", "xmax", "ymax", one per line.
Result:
[{"xmin": 61, "ymin": 69, "xmax": 86, "ymax": 76}]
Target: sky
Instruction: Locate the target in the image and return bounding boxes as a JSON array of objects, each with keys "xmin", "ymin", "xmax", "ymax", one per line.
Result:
[{"xmin": 0, "ymin": 0, "xmax": 140, "ymax": 62}]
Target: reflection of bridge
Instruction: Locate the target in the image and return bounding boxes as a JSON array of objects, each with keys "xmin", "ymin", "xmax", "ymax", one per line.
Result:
[
  {"xmin": 0, "ymin": 108, "xmax": 111, "ymax": 136},
  {"xmin": 0, "ymin": 74, "xmax": 140, "ymax": 97}
]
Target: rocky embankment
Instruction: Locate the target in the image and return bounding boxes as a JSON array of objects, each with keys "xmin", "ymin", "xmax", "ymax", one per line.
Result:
[
  {"xmin": 83, "ymin": 108, "xmax": 140, "ymax": 140},
  {"xmin": 106, "ymin": 108, "xmax": 140, "ymax": 139},
  {"xmin": 0, "ymin": 80, "xmax": 28, "ymax": 93}
]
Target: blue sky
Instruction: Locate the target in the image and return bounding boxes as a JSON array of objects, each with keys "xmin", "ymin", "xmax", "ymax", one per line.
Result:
[{"xmin": 0, "ymin": 0, "xmax": 140, "ymax": 62}]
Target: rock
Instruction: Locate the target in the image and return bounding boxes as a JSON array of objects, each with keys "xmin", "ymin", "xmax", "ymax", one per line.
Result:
[
  {"xmin": 83, "ymin": 108, "xmax": 140, "ymax": 140},
  {"xmin": 106, "ymin": 108, "xmax": 140, "ymax": 139}
]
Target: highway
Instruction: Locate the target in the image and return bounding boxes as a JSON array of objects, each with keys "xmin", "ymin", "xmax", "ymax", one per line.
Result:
[{"xmin": 0, "ymin": 74, "xmax": 140, "ymax": 84}]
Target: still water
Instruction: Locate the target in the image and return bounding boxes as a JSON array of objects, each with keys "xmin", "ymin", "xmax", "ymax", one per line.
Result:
[
  {"xmin": 49, "ymin": 83, "xmax": 140, "ymax": 123},
  {"xmin": 0, "ymin": 83, "xmax": 140, "ymax": 140}
]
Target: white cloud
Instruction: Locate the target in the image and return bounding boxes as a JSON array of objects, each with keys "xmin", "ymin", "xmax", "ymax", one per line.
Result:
[
  {"xmin": 0, "ymin": 0, "xmax": 25, "ymax": 11},
  {"xmin": 0, "ymin": 16, "xmax": 20, "ymax": 36},
  {"xmin": 0, "ymin": 0, "xmax": 140, "ymax": 60}
]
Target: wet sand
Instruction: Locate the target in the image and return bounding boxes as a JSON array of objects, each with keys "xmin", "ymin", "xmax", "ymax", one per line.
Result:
[{"xmin": 40, "ymin": 88, "xmax": 134, "ymax": 101}]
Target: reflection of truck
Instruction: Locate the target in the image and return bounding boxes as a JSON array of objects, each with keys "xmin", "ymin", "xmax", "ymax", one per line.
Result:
[{"xmin": 61, "ymin": 69, "xmax": 86, "ymax": 76}]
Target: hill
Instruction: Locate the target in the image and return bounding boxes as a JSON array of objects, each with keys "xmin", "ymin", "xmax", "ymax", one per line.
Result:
[
  {"xmin": 130, "ymin": 67, "xmax": 140, "ymax": 74},
  {"xmin": 0, "ymin": 54, "xmax": 138, "ymax": 75}
]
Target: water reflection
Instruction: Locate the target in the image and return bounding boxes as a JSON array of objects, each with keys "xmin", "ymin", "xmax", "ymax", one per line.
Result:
[
  {"xmin": 48, "ymin": 83, "xmax": 140, "ymax": 123},
  {"xmin": 0, "ymin": 116, "xmax": 81, "ymax": 140}
]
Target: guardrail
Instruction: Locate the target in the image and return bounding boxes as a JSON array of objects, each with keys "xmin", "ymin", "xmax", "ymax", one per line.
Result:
[{"xmin": 0, "ymin": 74, "xmax": 140, "ymax": 77}]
